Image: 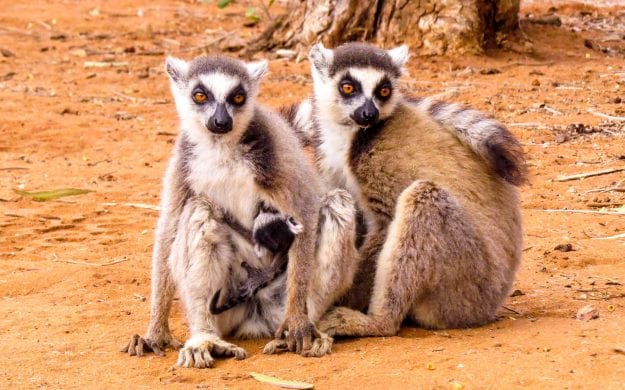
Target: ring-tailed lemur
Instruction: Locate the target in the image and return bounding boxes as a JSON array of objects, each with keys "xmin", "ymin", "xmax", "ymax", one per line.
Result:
[
  {"xmin": 121, "ymin": 55, "xmax": 360, "ymax": 367},
  {"xmin": 271, "ymin": 42, "xmax": 527, "ymax": 339}
]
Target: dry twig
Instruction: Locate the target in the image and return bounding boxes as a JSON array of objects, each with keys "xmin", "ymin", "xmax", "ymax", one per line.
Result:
[
  {"xmin": 587, "ymin": 109, "xmax": 625, "ymax": 121},
  {"xmin": 100, "ymin": 202, "xmax": 160, "ymax": 211},
  {"xmin": 583, "ymin": 178, "xmax": 625, "ymax": 195},
  {"xmin": 544, "ymin": 209, "xmax": 625, "ymax": 216},
  {"xmin": 553, "ymin": 167, "xmax": 625, "ymax": 182},
  {"xmin": 50, "ymin": 253, "xmax": 130, "ymax": 266},
  {"xmin": 0, "ymin": 167, "xmax": 30, "ymax": 171},
  {"xmin": 593, "ymin": 232, "xmax": 625, "ymax": 240}
]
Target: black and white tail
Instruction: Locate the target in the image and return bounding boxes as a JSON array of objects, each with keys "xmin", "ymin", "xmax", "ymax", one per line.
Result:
[{"xmin": 408, "ymin": 97, "xmax": 528, "ymax": 186}]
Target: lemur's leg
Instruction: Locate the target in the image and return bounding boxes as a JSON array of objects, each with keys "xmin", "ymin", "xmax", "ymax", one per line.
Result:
[
  {"xmin": 122, "ymin": 260, "xmax": 181, "ymax": 357},
  {"xmin": 317, "ymin": 180, "xmax": 490, "ymax": 337},
  {"xmin": 264, "ymin": 189, "xmax": 360, "ymax": 357},
  {"xmin": 336, "ymin": 224, "xmax": 387, "ymax": 312},
  {"xmin": 169, "ymin": 196, "xmax": 247, "ymax": 369},
  {"xmin": 123, "ymin": 156, "xmax": 188, "ymax": 357}
]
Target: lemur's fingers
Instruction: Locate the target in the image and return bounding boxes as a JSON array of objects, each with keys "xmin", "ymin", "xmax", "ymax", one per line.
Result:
[
  {"xmin": 254, "ymin": 243, "xmax": 263, "ymax": 258},
  {"xmin": 286, "ymin": 217, "xmax": 304, "ymax": 234},
  {"xmin": 263, "ymin": 338, "xmax": 288, "ymax": 354},
  {"xmin": 301, "ymin": 333, "xmax": 312, "ymax": 354},
  {"xmin": 254, "ymin": 244, "xmax": 271, "ymax": 259},
  {"xmin": 135, "ymin": 337, "xmax": 146, "ymax": 357},
  {"xmin": 212, "ymin": 341, "xmax": 248, "ymax": 360},
  {"xmin": 287, "ymin": 333, "xmax": 297, "ymax": 352},
  {"xmin": 151, "ymin": 343, "xmax": 164, "ymax": 357},
  {"xmin": 303, "ymin": 334, "xmax": 333, "ymax": 357},
  {"xmin": 127, "ymin": 334, "xmax": 139, "ymax": 356}
]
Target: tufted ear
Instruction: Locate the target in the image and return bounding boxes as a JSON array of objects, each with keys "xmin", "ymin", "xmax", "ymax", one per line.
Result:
[
  {"xmin": 165, "ymin": 56, "xmax": 189, "ymax": 83},
  {"xmin": 245, "ymin": 60, "xmax": 269, "ymax": 83},
  {"xmin": 387, "ymin": 44, "xmax": 409, "ymax": 70},
  {"xmin": 309, "ymin": 42, "xmax": 334, "ymax": 78}
]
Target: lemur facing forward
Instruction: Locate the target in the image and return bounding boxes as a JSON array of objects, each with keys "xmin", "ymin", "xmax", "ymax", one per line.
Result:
[
  {"xmin": 272, "ymin": 42, "xmax": 527, "ymax": 339},
  {"xmin": 122, "ymin": 55, "xmax": 360, "ymax": 368}
]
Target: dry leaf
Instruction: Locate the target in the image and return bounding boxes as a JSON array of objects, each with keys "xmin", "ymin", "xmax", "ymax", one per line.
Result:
[{"xmin": 250, "ymin": 372, "xmax": 313, "ymax": 389}]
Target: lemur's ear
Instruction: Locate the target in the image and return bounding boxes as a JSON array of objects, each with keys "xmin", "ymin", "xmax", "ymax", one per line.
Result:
[
  {"xmin": 387, "ymin": 45, "xmax": 409, "ymax": 71},
  {"xmin": 309, "ymin": 43, "xmax": 333, "ymax": 77},
  {"xmin": 165, "ymin": 56, "xmax": 189, "ymax": 83},
  {"xmin": 246, "ymin": 60, "xmax": 269, "ymax": 83}
]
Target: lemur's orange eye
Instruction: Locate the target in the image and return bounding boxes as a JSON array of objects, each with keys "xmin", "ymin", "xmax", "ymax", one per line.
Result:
[
  {"xmin": 233, "ymin": 94, "xmax": 246, "ymax": 105},
  {"xmin": 193, "ymin": 92, "xmax": 207, "ymax": 103},
  {"xmin": 341, "ymin": 83, "xmax": 354, "ymax": 95},
  {"xmin": 379, "ymin": 87, "xmax": 391, "ymax": 98}
]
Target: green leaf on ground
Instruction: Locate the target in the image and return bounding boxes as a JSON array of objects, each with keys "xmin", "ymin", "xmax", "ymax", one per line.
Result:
[
  {"xmin": 217, "ymin": 0, "xmax": 231, "ymax": 9},
  {"xmin": 15, "ymin": 188, "xmax": 93, "ymax": 202},
  {"xmin": 245, "ymin": 7, "xmax": 260, "ymax": 23}
]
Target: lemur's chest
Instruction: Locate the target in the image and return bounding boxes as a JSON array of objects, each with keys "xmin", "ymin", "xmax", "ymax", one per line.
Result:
[
  {"xmin": 317, "ymin": 127, "xmax": 361, "ymax": 197},
  {"xmin": 186, "ymin": 147, "xmax": 259, "ymax": 230}
]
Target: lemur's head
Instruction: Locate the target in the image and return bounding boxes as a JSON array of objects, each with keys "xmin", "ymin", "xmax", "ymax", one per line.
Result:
[
  {"xmin": 165, "ymin": 55, "xmax": 268, "ymax": 140},
  {"xmin": 309, "ymin": 42, "xmax": 409, "ymax": 131}
]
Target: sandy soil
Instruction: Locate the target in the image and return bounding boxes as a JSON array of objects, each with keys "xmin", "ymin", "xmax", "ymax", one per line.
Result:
[{"xmin": 1, "ymin": 1, "xmax": 624, "ymax": 388}]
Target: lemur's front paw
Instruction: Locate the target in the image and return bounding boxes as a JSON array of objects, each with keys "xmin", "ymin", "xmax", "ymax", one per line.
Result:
[
  {"xmin": 176, "ymin": 334, "xmax": 247, "ymax": 369},
  {"xmin": 275, "ymin": 314, "xmax": 321, "ymax": 355},
  {"xmin": 121, "ymin": 333, "xmax": 182, "ymax": 357}
]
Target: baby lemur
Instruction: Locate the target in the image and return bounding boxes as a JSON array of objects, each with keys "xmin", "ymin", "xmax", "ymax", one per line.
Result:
[
  {"xmin": 271, "ymin": 42, "xmax": 527, "ymax": 339},
  {"xmin": 209, "ymin": 203, "xmax": 303, "ymax": 315},
  {"xmin": 122, "ymin": 55, "xmax": 360, "ymax": 368}
]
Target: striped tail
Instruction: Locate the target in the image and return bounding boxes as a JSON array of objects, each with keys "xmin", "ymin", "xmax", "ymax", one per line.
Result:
[{"xmin": 408, "ymin": 96, "xmax": 528, "ymax": 186}]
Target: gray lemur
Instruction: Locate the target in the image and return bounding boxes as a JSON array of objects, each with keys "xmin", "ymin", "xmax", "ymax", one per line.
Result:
[
  {"xmin": 121, "ymin": 55, "xmax": 360, "ymax": 367},
  {"xmin": 272, "ymin": 42, "xmax": 527, "ymax": 339}
]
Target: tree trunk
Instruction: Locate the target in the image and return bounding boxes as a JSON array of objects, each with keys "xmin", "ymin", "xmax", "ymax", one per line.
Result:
[{"xmin": 248, "ymin": 0, "xmax": 520, "ymax": 56}]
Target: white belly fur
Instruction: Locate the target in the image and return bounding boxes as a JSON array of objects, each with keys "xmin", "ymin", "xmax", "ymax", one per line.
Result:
[{"xmin": 186, "ymin": 143, "xmax": 259, "ymax": 232}]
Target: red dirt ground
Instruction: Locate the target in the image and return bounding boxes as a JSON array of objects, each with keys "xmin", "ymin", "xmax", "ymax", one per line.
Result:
[{"xmin": 1, "ymin": 1, "xmax": 624, "ymax": 388}]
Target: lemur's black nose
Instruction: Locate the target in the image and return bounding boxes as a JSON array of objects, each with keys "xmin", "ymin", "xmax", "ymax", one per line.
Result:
[
  {"xmin": 208, "ymin": 103, "xmax": 233, "ymax": 134},
  {"xmin": 353, "ymin": 99, "xmax": 379, "ymax": 127}
]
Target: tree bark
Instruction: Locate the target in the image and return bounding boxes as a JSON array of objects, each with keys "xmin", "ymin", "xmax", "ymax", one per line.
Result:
[{"xmin": 248, "ymin": 0, "xmax": 520, "ymax": 56}]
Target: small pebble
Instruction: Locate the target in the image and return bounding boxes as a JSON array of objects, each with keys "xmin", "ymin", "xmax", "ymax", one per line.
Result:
[
  {"xmin": 1, "ymin": 48, "xmax": 15, "ymax": 57},
  {"xmin": 554, "ymin": 243, "xmax": 573, "ymax": 252}
]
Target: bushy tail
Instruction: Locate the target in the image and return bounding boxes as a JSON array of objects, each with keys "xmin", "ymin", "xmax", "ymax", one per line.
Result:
[
  {"xmin": 409, "ymin": 97, "xmax": 528, "ymax": 186},
  {"xmin": 278, "ymin": 99, "xmax": 316, "ymax": 147}
]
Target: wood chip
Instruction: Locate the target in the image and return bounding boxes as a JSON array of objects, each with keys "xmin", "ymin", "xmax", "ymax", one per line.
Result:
[
  {"xmin": 554, "ymin": 243, "xmax": 573, "ymax": 252},
  {"xmin": 576, "ymin": 305, "xmax": 599, "ymax": 321},
  {"xmin": 84, "ymin": 61, "xmax": 129, "ymax": 68}
]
